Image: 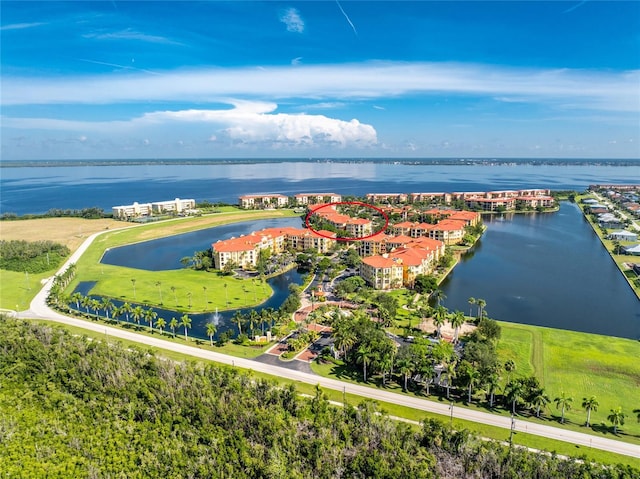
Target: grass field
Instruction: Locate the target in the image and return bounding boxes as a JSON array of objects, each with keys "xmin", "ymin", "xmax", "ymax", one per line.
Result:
[
  {"xmin": 497, "ymin": 321, "xmax": 640, "ymax": 440},
  {"xmin": 27, "ymin": 318, "xmax": 640, "ymax": 468}
]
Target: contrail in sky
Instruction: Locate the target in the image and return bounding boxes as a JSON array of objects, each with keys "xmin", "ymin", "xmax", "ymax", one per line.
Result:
[
  {"xmin": 564, "ymin": 1, "xmax": 588, "ymax": 14},
  {"xmin": 77, "ymin": 58, "xmax": 160, "ymax": 75},
  {"xmin": 336, "ymin": 1, "xmax": 357, "ymax": 36}
]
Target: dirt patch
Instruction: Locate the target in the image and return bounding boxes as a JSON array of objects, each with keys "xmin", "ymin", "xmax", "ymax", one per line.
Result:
[
  {"xmin": 417, "ymin": 317, "xmax": 477, "ymax": 339},
  {"xmin": 0, "ymin": 218, "xmax": 129, "ymax": 252}
]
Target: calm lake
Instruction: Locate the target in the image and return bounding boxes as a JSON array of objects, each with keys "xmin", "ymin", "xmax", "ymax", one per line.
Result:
[{"xmin": 440, "ymin": 202, "xmax": 640, "ymax": 340}]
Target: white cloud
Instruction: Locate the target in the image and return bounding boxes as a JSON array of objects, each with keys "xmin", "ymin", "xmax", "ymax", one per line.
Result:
[
  {"xmin": 279, "ymin": 8, "xmax": 304, "ymax": 33},
  {"xmin": 291, "ymin": 57, "xmax": 303, "ymax": 65},
  {"xmin": 0, "ymin": 22, "xmax": 46, "ymax": 31},
  {"xmin": 82, "ymin": 28, "xmax": 182, "ymax": 45},
  {"xmin": 3, "ymin": 62, "xmax": 637, "ymax": 113},
  {"xmin": 3, "ymin": 101, "xmax": 377, "ymax": 148}
]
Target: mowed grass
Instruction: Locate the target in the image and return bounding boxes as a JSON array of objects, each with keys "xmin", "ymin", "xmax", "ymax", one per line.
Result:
[
  {"xmin": 497, "ymin": 321, "xmax": 640, "ymax": 440},
  {"xmin": 0, "ymin": 269, "xmax": 51, "ymax": 311}
]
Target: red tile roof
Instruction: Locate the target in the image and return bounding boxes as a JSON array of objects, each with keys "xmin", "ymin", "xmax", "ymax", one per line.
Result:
[{"xmin": 362, "ymin": 256, "xmax": 398, "ymax": 268}]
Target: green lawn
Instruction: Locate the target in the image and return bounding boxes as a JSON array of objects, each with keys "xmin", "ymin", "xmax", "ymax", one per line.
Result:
[
  {"xmin": 497, "ymin": 321, "xmax": 640, "ymax": 441},
  {"xmin": 0, "ymin": 269, "xmax": 52, "ymax": 311}
]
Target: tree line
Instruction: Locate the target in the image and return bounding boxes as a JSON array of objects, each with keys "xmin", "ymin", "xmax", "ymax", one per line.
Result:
[
  {"xmin": 0, "ymin": 239, "xmax": 70, "ymax": 273},
  {"xmin": 1, "ymin": 317, "xmax": 637, "ymax": 478}
]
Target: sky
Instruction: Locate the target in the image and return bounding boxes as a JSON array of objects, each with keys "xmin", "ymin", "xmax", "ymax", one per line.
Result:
[{"xmin": 1, "ymin": 1, "xmax": 639, "ymax": 160}]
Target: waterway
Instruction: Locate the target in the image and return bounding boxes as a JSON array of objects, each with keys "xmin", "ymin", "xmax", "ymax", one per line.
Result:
[{"xmin": 440, "ymin": 202, "xmax": 640, "ymax": 339}]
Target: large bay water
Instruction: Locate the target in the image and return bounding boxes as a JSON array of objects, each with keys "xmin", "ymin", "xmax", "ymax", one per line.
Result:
[
  {"xmin": 440, "ymin": 202, "xmax": 640, "ymax": 339},
  {"xmin": 1, "ymin": 161, "xmax": 638, "ymax": 215}
]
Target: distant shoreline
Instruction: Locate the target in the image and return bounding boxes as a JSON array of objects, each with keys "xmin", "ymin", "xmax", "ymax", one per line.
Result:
[{"xmin": 2, "ymin": 157, "xmax": 639, "ymax": 168}]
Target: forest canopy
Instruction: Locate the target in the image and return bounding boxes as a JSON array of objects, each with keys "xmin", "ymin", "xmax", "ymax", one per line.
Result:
[
  {"xmin": 0, "ymin": 239, "xmax": 69, "ymax": 273},
  {"xmin": 0, "ymin": 318, "xmax": 636, "ymax": 479}
]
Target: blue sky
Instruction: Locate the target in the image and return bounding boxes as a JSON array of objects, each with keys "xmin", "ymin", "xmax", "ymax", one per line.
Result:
[{"xmin": 1, "ymin": 1, "xmax": 639, "ymax": 160}]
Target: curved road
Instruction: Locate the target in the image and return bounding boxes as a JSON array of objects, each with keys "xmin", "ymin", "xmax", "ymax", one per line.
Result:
[{"xmin": 16, "ymin": 229, "xmax": 640, "ymax": 460}]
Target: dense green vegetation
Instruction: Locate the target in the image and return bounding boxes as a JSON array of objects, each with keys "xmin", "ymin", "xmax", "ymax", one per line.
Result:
[
  {"xmin": 0, "ymin": 206, "xmax": 108, "ymax": 220},
  {"xmin": 0, "ymin": 239, "xmax": 70, "ymax": 273},
  {"xmin": 2, "ymin": 318, "xmax": 638, "ymax": 478}
]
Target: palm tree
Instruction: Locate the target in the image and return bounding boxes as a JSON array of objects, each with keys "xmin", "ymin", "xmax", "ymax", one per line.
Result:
[
  {"xmin": 232, "ymin": 311, "xmax": 244, "ymax": 336},
  {"xmin": 554, "ymin": 391, "xmax": 573, "ymax": 424},
  {"xmin": 248, "ymin": 310, "xmax": 260, "ymax": 337},
  {"xmin": 530, "ymin": 388, "xmax": 550, "ymax": 418},
  {"xmin": 206, "ymin": 322, "xmax": 217, "ymax": 346},
  {"xmin": 90, "ymin": 298, "xmax": 101, "ymax": 318},
  {"xmin": 356, "ymin": 344, "xmax": 373, "ymax": 382},
  {"xmin": 171, "ymin": 286, "xmax": 178, "ymax": 305},
  {"xmin": 169, "ymin": 317, "xmax": 178, "ymax": 338},
  {"xmin": 333, "ymin": 324, "xmax": 356, "ymax": 358},
  {"xmin": 607, "ymin": 407, "xmax": 625, "ymax": 434},
  {"xmin": 81, "ymin": 295, "xmax": 91, "ymax": 314},
  {"xmin": 224, "ymin": 282, "xmax": 229, "ymax": 307},
  {"xmin": 450, "ymin": 310, "xmax": 465, "ymax": 344},
  {"xmin": 476, "ymin": 298, "xmax": 486, "ymax": 319},
  {"xmin": 467, "ymin": 297, "xmax": 476, "ymax": 317},
  {"xmin": 433, "ymin": 306, "xmax": 447, "ymax": 339},
  {"xmin": 131, "ymin": 278, "xmax": 137, "ymax": 299},
  {"xmin": 484, "ymin": 373, "xmax": 500, "ymax": 408},
  {"xmin": 582, "ymin": 396, "xmax": 599, "ymax": 427},
  {"xmin": 144, "ymin": 308, "xmax": 157, "ymax": 331},
  {"xmin": 431, "ymin": 289, "xmax": 446, "ymax": 307},
  {"xmin": 504, "ymin": 379, "xmax": 525, "ymax": 414},
  {"xmin": 180, "ymin": 314, "xmax": 192, "ymax": 341},
  {"xmin": 71, "ymin": 292, "xmax": 83, "ymax": 310},
  {"xmin": 186, "ymin": 291, "xmax": 193, "ymax": 308},
  {"xmin": 202, "ymin": 285, "xmax": 208, "ymax": 307},
  {"xmin": 419, "ymin": 363, "xmax": 436, "ymax": 396},
  {"xmin": 155, "ymin": 281, "xmax": 163, "ymax": 304},
  {"xmin": 121, "ymin": 302, "xmax": 133, "ymax": 322},
  {"xmin": 397, "ymin": 357, "xmax": 413, "ymax": 392},
  {"xmin": 132, "ymin": 306, "xmax": 144, "ymax": 328},
  {"xmin": 504, "ymin": 359, "xmax": 516, "ymax": 384},
  {"xmin": 100, "ymin": 297, "xmax": 113, "ymax": 319},
  {"xmin": 464, "ymin": 364, "xmax": 480, "ymax": 404},
  {"xmin": 156, "ymin": 317, "xmax": 166, "ymax": 335},
  {"xmin": 443, "ymin": 361, "xmax": 456, "ymax": 399}
]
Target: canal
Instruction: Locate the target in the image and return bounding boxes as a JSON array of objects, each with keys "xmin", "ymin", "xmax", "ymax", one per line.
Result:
[{"xmin": 439, "ymin": 202, "xmax": 640, "ymax": 339}]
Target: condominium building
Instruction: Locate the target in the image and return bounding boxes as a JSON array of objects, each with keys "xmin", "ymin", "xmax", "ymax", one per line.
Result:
[
  {"xmin": 366, "ymin": 193, "xmax": 409, "ymax": 203},
  {"xmin": 294, "ymin": 193, "xmax": 342, "ymax": 205},
  {"xmin": 112, "ymin": 198, "xmax": 195, "ymax": 219},
  {"xmin": 238, "ymin": 194, "xmax": 289, "ymax": 209}
]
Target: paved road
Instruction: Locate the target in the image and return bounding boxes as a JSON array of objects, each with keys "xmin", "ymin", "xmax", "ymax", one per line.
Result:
[{"xmin": 16, "ymin": 229, "xmax": 640, "ymax": 460}]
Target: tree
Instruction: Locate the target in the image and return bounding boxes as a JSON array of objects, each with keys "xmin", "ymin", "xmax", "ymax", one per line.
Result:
[
  {"xmin": 504, "ymin": 359, "xmax": 516, "ymax": 384},
  {"xmin": 224, "ymin": 282, "xmax": 229, "ymax": 307},
  {"xmin": 431, "ymin": 289, "xmax": 446, "ymax": 307},
  {"xmin": 634, "ymin": 408, "xmax": 640, "ymax": 423},
  {"xmin": 530, "ymin": 388, "xmax": 550, "ymax": 418},
  {"xmin": 180, "ymin": 314, "xmax": 192, "ymax": 341},
  {"xmin": 462, "ymin": 362, "xmax": 480, "ymax": 404},
  {"xmin": 81, "ymin": 295, "xmax": 91, "ymax": 314},
  {"xmin": 554, "ymin": 391, "xmax": 573, "ymax": 424},
  {"xmin": 356, "ymin": 344, "xmax": 373, "ymax": 382},
  {"xmin": 248, "ymin": 310, "xmax": 259, "ymax": 337},
  {"xmin": 156, "ymin": 317, "xmax": 166, "ymax": 335},
  {"xmin": 171, "ymin": 286, "xmax": 178, "ymax": 305},
  {"xmin": 71, "ymin": 292, "xmax": 83, "ymax": 310},
  {"xmin": 132, "ymin": 306, "xmax": 144, "ymax": 327},
  {"xmin": 169, "ymin": 317, "xmax": 178, "ymax": 337},
  {"xmin": 443, "ymin": 361, "xmax": 456, "ymax": 399},
  {"xmin": 144, "ymin": 308, "xmax": 157, "ymax": 331},
  {"xmin": 484, "ymin": 373, "xmax": 500, "ymax": 408},
  {"xmin": 232, "ymin": 311, "xmax": 244, "ymax": 335},
  {"xmin": 504, "ymin": 379, "xmax": 525, "ymax": 414},
  {"xmin": 89, "ymin": 298, "xmax": 101, "ymax": 317},
  {"xmin": 396, "ymin": 356, "xmax": 413, "ymax": 392},
  {"xmin": 100, "ymin": 297, "xmax": 113, "ymax": 319},
  {"xmin": 202, "ymin": 285, "xmax": 208, "ymax": 307},
  {"xmin": 607, "ymin": 407, "xmax": 625, "ymax": 434},
  {"xmin": 155, "ymin": 281, "xmax": 163, "ymax": 304},
  {"xmin": 476, "ymin": 298, "xmax": 486, "ymax": 319},
  {"xmin": 450, "ymin": 310, "xmax": 465, "ymax": 344},
  {"xmin": 433, "ymin": 306, "xmax": 447, "ymax": 339},
  {"xmin": 121, "ymin": 302, "xmax": 133, "ymax": 322},
  {"xmin": 582, "ymin": 396, "xmax": 599, "ymax": 427},
  {"xmin": 467, "ymin": 297, "xmax": 476, "ymax": 317},
  {"xmin": 206, "ymin": 322, "xmax": 217, "ymax": 346},
  {"xmin": 131, "ymin": 278, "xmax": 136, "ymax": 299},
  {"xmin": 187, "ymin": 291, "xmax": 192, "ymax": 308}
]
